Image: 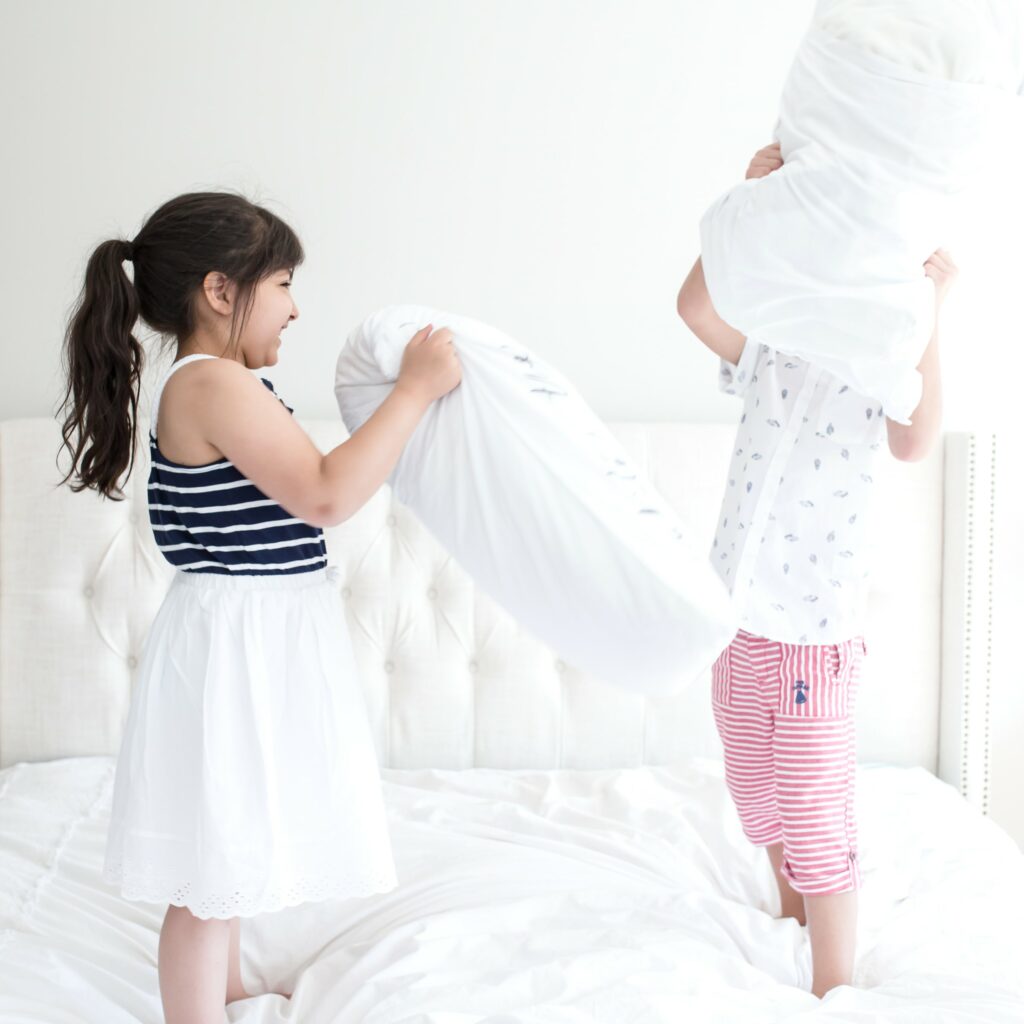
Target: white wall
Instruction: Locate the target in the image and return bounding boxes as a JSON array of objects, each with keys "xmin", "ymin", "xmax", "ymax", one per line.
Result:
[
  {"xmin": 3, "ymin": 0, "xmax": 1020, "ymax": 429},
  {"xmin": 0, "ymin": 0, "xmax": 819, "ymax": 424}
]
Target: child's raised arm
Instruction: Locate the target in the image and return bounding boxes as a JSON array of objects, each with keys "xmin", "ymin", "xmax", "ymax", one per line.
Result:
[
  {"xmin": 183, "ymin": 325, "xmax": 461, "ymax": 527},
  {"xmin": 675, "ymin": 258, "xmax": 746, "ymax": 364},
  {"xmin": 675, "ymin": 143, "xmax": 780, "ymax": 364},
  {"xmin": 885, "ymin": 249, "xmax": 956, "ymax": 462}
]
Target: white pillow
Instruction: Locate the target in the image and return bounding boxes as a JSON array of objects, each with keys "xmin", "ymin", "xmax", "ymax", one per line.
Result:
[
  {"xmin": 815, "ymin": 0, "xmax": 1022, "ymax": 89},
  {"xmin": 699, "ymin": 16, "xmax": 1017, "ymax": 423},
  {"xmin": 335, "ymin": 305, "xmax": 737, "ymax": 697}
]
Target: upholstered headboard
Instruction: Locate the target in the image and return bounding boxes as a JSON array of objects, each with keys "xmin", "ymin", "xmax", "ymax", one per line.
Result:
[{"xmin": 0, "ymin": 418, "xmax": 999, "ymax": 814}]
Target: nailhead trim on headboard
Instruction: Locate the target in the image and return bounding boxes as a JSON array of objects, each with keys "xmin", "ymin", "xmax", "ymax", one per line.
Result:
[
  {"xmin": 961, "ymin": 434, "xmax": 974, "ymax": 804},
  {"xmin": 951, "ymin": 432, "xmax": 996, "ymax": 817},
  {"xmin": 981, "ymin": 435, "xmax": 996, "ymax": 816}
]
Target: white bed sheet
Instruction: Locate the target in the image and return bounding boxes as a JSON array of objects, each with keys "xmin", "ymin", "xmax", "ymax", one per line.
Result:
[{"xmin": 0, "ymin": 756, "xmax": 1021, "ymax": 1022}]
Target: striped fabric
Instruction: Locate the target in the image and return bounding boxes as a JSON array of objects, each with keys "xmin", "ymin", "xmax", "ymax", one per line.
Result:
[
  {"xmin": 147, "ymin": 357, "xmax": 328, "ymax": 577},
  {"xmin": 711, "ymin": 629, "xmax": 864, "ymax": 896}
]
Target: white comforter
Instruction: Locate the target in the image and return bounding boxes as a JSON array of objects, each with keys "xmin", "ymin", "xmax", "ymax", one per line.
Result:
[{"xmin": 1, "ymin": 757, "xmax": 1021, "ymax": 1022}]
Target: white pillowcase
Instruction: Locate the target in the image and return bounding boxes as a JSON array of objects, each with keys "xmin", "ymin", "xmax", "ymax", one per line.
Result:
[
  {"xmin": 699, "ymin": 17, "xmax": 1019, "ymax": 422},
  {"xmin": 815, "ymin": 0, "xmax": 1024, "ymax": 91},
  {"xmin": 335, "ymin": 305, "xmax": 737, "ymax": 697}
]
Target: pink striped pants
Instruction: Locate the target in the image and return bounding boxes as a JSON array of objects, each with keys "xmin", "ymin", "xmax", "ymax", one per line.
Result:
[{"xmin": 711, "ymin": 629, "xmax": 865, "ymax": 895}]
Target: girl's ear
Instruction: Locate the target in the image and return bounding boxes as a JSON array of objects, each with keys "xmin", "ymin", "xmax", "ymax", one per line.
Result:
[{"xmin": 200, "ymin": 271, "xmax": 236, "ymax": 316}]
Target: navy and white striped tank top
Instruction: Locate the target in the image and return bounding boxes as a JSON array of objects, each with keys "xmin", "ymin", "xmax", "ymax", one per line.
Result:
[{"xmin": 148, "ymin": 354, "xmax": 328, "ymax": 576}]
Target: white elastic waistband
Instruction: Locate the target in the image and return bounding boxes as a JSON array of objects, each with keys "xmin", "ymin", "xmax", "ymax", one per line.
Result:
[{"xmin": 170, "ymin": 565, "xmax": 340, "ymax": 591}]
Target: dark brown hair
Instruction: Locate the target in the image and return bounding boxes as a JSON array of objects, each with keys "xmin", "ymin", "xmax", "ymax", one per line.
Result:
[{"xmin": 57, "ymin": 191, "xmax": 304, "ymax": 499}]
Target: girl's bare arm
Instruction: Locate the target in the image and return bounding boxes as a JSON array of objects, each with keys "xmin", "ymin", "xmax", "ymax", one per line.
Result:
[
  {"xmin": 676, "ymin": 143, "xmax": 781, "ymax": 364},
  {"xmin": 886, "ymin": 249, "xmax": 957, "ymax": 462},
  {"xmin": 183, "ymin": 325, "xmax": 461, "ymax": 527}
]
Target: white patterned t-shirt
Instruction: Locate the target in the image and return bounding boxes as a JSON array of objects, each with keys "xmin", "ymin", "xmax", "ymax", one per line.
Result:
[{"xmin": 712, "ymin": 340, "xmax": 887, "ymax": 644}]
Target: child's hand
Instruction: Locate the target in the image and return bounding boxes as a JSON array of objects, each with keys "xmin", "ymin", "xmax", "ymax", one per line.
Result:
[
  {"xmin": 745, "ymin": 142, "xmax": 783, "ymax": 180},
  {"xmin": 924, "ymin": 248, "xmax": 958, "ymax": 307},
  {"xmin": 396, "ymin": 324, "xmax": 462, "ymax": 404}
]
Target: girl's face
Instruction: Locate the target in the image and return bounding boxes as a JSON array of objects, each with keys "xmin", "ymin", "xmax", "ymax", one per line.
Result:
[{"xmin": 237, "ymin": 268, "xmax": 299, "ymax": 369}]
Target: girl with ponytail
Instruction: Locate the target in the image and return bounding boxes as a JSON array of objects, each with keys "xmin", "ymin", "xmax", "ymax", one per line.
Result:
[{"xmin": 58, "ymin": 192, "xmax": 461, "ymax": 1022}]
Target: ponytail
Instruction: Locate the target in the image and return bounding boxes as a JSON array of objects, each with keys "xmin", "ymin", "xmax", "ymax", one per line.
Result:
[
  {"xmin": 57, "ymin": 192, "xmax": 304, "ymax": 500},
  {"xmin": 57, "ymin": 238, "xmax": 143, "ymax": 500}
]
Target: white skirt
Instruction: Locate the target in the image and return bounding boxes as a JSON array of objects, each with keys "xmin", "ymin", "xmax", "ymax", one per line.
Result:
[{"xmin": 102, "ymin": 566, "xmax": 398, "ymax": 920}]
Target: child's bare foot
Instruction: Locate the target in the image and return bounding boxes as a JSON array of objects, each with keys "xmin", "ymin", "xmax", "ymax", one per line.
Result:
[
  {"xmin": 777, "ymin": 904, "xmax": 807, "ymax": 926},
  {"xmin": 226, "ymin": 991, "xmax": 248, "ymax": 1006},
  {"xmin": 226, "ymin": 986, "xmax": 292, "ymax": 1005},
  {"xmin": 225, "ymin": 917, "xmax": 294, "ymax": 1004}
]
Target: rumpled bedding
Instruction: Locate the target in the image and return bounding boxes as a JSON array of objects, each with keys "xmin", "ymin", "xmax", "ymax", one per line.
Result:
[{"xmin": 1, "ymin": 756, "xmax": 1022, "ymax": 1022}]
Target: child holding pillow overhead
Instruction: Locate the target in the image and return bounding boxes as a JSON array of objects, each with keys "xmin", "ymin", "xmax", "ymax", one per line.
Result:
[{"xmin": 677, "ymin": 141, "xmax": 956, "ymax": 997}]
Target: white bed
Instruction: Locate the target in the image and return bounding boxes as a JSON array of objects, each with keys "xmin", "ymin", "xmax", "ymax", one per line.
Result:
[{"xmin": 1, "ymin": 417, "xmax": 1021, "ymax": 1022}]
